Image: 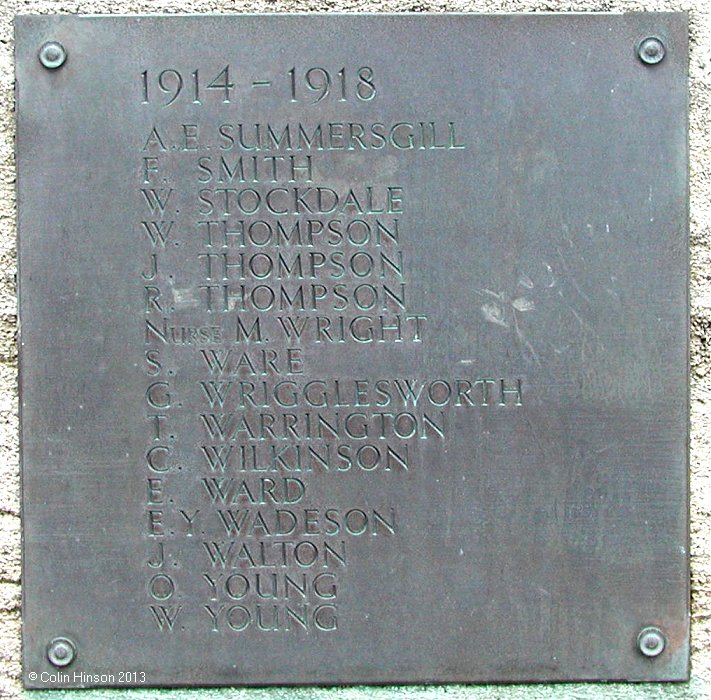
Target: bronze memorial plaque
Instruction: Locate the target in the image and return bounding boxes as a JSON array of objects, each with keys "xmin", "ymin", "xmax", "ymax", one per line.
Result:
[{"xmin": 16, "ymin": 13, "xmax": 689, "ymax": 687}]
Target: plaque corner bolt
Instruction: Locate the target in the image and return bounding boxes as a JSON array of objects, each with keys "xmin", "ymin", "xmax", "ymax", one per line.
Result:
[
  {"xmin": 38, "ymin": 41, "xmax": 67, "ymax": 70},
  {"xmin": 46, "ymin": 637, "xmax": 76, "ymax": 667},
  {"xmin": 637, "ymin": 626, "xmax": 666, "ymax": 658},
  {"xmin": 638, "ymin": 37, "xmax": 665, "ymax": 65}
]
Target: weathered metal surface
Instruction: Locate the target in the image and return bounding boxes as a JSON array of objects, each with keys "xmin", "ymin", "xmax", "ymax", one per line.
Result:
[{"xmin": 16, "ymin": 13, "xmax": 689, "ymax": 688}]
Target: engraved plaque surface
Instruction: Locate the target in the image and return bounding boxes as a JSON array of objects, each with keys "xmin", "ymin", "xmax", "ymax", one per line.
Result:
[{"xmin": 16, "ymin": 13, "xmax": 689, "ymax": 688}]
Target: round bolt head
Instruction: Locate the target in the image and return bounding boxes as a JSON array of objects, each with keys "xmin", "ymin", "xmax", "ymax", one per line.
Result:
[
  {"xmin": 47, "ymin": 637, "xmax": 76, "ymax": 667},
  {"xmin": 39, "ymin": 41, "xmax": 67, "ymax": 70},
  {"xmin": 637, "ymin": 626, "xmax": 666, "ymax": 658},
  {"xmin": 638, "ymin": 37, "xmax": 665, "ymax": 65}
]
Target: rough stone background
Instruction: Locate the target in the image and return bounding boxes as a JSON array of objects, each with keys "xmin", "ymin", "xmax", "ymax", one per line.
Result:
[{"xmin": 0, "ymin": 1, "xmax": 709, "ymax": 698}]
